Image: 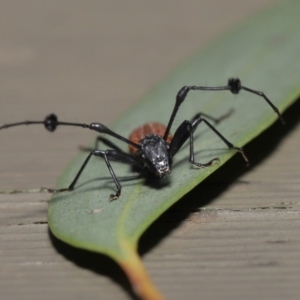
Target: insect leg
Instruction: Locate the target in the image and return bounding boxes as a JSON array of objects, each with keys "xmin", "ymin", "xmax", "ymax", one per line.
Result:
[
  {"xmin": 169, "ymin": 120, "xmax": 218, "ymax": 167},
  {"xmin": 187, "ymin": 121, "xmax": 220, "ymax": 168},
  {"xmin": 43, "ymin": 150, "xmax": 143, "ymax": 200},
  {"xmin": 169, "ymin": 117, "xmax": 248, "ymax": 165},
  {"xmin": 195, "ymin": 117, "xmax": 248, "ymax": 164},
  {"xmin": 164, "ymin": 78, "xmax": 284, "ymax": 140}
]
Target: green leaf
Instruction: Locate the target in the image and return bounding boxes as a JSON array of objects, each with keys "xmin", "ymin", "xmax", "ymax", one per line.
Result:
[{"xmin": 48, "ymin": 1, "xmax": 300, "ymax": 299}]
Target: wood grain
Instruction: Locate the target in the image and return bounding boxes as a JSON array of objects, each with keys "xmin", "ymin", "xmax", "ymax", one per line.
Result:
[{"xmin": 2, "ymin": 1, "xmax": 300, "ymax": 300}]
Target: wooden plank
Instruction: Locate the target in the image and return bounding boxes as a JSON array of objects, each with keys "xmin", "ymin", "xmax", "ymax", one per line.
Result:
[{"xmin": 2, "ymin": 1, "xmax": 299, "ymax": 299}]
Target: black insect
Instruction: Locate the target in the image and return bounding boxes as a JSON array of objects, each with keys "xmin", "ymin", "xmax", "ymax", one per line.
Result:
[{"xmin": 0, "ymin": 78, "xmax": 284, "ymax": 200}]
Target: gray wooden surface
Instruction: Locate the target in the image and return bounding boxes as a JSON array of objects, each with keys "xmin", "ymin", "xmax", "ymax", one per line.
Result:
[{"xmin": 1, "ymin": 1, "xmax": 300, "ymax": 299}]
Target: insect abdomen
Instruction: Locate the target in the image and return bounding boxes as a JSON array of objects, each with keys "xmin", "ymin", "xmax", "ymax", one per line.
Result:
[{"xmin": 128, "ymin": 122, "xmax": 172, "ymax": 154}]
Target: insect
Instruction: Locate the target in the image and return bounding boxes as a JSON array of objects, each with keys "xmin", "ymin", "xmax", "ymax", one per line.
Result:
[{"xmin": 0, "ymin": 78, "xmax": 284, "ymax": 200}]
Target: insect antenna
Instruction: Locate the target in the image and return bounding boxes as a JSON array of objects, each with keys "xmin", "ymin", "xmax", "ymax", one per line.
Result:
[{"xmin": 0, "ymin": 113, "xmax": 140, "ymax": 150}]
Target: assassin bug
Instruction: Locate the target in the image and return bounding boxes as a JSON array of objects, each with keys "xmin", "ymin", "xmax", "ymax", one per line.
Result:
[{"xmin": 0, "ymin": 78, "xmax": 284, "ymax": 200}]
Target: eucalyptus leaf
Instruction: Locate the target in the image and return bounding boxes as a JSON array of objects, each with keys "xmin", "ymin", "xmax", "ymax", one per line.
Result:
[{"xmin": 48, "ymin": 1, "xmax": 300, "ymax": 299}]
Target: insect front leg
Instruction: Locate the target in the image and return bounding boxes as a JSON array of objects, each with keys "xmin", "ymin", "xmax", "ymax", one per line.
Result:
[
  {"xmin": 43, "ymin": 150, "xmax": 143, "ymax": 201},
  {"xmin": 169, "ymin": 110, "xmax": 234, "ymax": 157},
  {"xmin": 169, "ymin": 116, "xmax": 248, "ymax": 167},
  {"xmin": 192, "ymin": 116, "xmax": 249, "ymax": 164},
  {"xmin": 169, "ymin": 120, "xmax": 219, "ymax": 167}
]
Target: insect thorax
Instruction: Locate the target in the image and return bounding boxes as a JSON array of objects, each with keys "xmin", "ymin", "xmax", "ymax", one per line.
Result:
[{"xmin": 128, "ymin": 122, "xmax": 172, "ymax": 154}]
